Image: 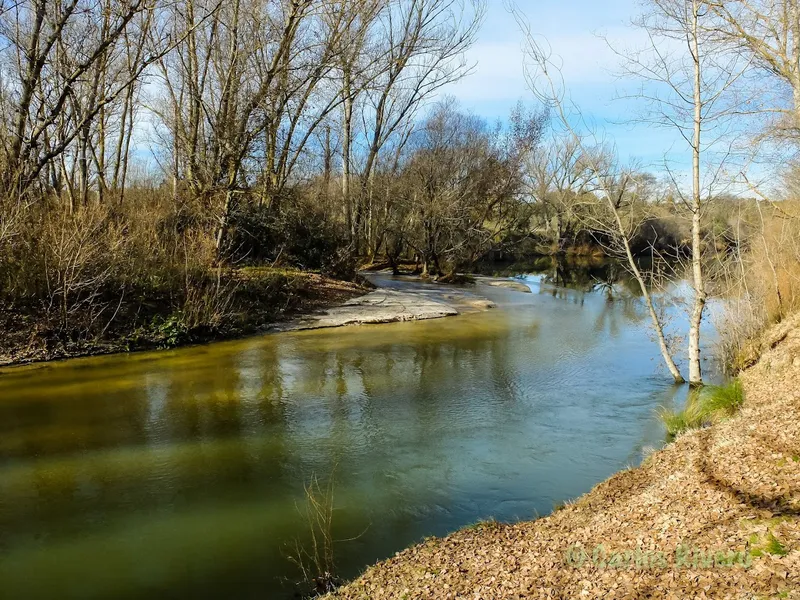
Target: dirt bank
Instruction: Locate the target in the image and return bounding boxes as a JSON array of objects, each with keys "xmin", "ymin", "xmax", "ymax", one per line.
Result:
[
  {"xmin": 0, "ymin": 271, "xmax": 498, "ymax": 366},
  {"xmin": 329, "ymin": 315, "xmax": 800, "ymax": 599},
  {"xmin": 0, "ymin": 268, "xmax": 367, "ymax": 367}
]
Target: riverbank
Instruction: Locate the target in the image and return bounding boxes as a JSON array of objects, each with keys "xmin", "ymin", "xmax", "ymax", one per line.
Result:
[
  {"xmin": 0, "ymin": 267, "xmax": 367, "ymax": 367},
  {"xmin": 328, "ymin": 315, "xmax": 800, "ymax": 599},
  {"xmin": 0, "ymin": 269, "xmax": 501, "ymax": 367},
  {"xmin": 272, "ymin": 277, "xmax": 496, "ymax": 332}
]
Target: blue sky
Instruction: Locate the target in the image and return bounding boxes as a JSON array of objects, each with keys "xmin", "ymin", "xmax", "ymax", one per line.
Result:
[{"xmin": 442, "ymin": 0, "xmax": 690, "ymax": 174}]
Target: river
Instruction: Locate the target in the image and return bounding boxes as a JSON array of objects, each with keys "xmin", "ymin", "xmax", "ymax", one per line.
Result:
[{"xmin": 0, "ymin": 263, "xmax": 719, "ymax": 598}]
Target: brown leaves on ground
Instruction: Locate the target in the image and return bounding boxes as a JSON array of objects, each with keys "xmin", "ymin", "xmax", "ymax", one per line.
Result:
[{"xmin": 330, "ymin": 315, "xmax": 800, "ymax": 599}]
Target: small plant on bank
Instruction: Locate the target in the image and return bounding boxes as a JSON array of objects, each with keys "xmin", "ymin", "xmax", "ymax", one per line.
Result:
[
  {"xmin": 749, "ymin": 531, "xmax": 790, "ymax": 558},
  {"xmin": 764, "ymin": 533, "xmax": 789, "ymax": 557},
  {"xmin": 658, "ymin": 378, "xmax": 745, "ymax": 440},
  {"xmin": 461, "ymin": 517, "xmax": 500, "ymax": 531},
  {"xmin": 287, "ymin": 473, "xmax": 344, "ymax": 598},
  {"xmin": 701, "ymin": 379, "xmax": 745, "ymax": 418},
  {"xmin": 657, "ymin": 399, "xmax": 706, "ymax": 439},
  {"xmin": 152, "ymin": 315, "xmax": 188, "ymax": 348}
]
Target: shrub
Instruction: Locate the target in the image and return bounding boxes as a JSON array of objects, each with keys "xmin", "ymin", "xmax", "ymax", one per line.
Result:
[
  {"xmin": 321, "ymin": 246, "xmax": 357, "ymax": 281},
  {"xmin": 629, "ymin": 216, "xmax": 687, "ymax": 256},
  {"xmin": 226, "ymin": 202, "xmax": 356, "ymax": 279},
  {"xmin": 715, "ymin": 294, "xmax": 768, "ymax": 374},
  {"xmin": 716, "ymin": 201, "xmax": 800, "ymax": 373},
  {"xmin": 179, "ymin": 271, "xmax": 238, "ymax": 332},
  {"xmin": 0, "ymin": 192, "xmax": 233, "ymax": 349}
]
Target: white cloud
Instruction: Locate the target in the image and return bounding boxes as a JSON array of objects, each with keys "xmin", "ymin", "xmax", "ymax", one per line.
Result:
[
  {"xmin": 445, "ymin": 42, "xmax": 529, "ymax": 102},
  {"xmin": 443, "ymin": 19, "xmax": 651, "ymax": 104}
]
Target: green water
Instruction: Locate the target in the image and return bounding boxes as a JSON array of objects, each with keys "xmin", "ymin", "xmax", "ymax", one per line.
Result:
[{"xmin": 0, "ymin": 271, "xmax": 712, "ymax": 598}]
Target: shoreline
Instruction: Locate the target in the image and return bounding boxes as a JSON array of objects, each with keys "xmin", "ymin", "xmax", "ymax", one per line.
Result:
[
  {"xmin": 327, "ymin": 314, "xmax": 800, "ymax": 599},
  {"xmin": 272, "ymin": 273, "xmax": 499, "ymax": 332},
  {"xmin": 0, "ymin": 271, "xmax": 501, "ymax": 369},
  {"xmin": 0, "ymin": 270, "xmax": 366, "ymax": 369}
]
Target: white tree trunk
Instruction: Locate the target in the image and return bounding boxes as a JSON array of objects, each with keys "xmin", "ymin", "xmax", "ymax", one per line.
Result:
[
  {"xmin": 610, "ymin": 197, "xmax": 685, "ymax": 384},
  {"xmin": 688, "ymin": 0, "xmax": 706, "ymax": 386}
]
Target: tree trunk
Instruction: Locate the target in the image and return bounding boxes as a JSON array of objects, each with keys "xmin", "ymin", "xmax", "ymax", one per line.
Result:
[
  {"xmin": 792, "ymin": 2, "xmax": 800, "ymax": 128},
  {"xmin": 688, "ymin": 0, "xmax": 706, "ymax": 386},
  {"xmin": 323, "ymin": 124, "xmax": 331, "ymax": 191},
  {"xmin": 215, "ymin": 188, "xmax": 234, "ymax": 260},
  {"xmin": 609, "ymin": 189, "xmax": 685, "ymax": 384},
  {"xmin": 342, "ymin": 85, "xmax": 353, "ymax": 240}
]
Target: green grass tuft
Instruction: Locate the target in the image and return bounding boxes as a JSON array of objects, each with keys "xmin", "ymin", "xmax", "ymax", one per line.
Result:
[
  {"xmin": 658, "ymin": 379, "xmax": 745, "ymax": 440},
  {"xmin": 701, "ymin": 379, "xmax": 745, "ymax": 418},
  {"xmin": 657, "ymin": 398, "xmax": 706, "ymax": 439},
  {"xmin": 764, "ymin": 533, "xmax": 788, "ymax": 557},
  {"xmin": 461, "ymin": 518, "xmax": 499, "ymax": 531}
]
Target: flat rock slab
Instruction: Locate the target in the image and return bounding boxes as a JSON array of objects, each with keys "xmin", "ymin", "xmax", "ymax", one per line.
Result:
[
  {"xmin": 460, "ymin": 298, "xmax": 497, "ymax": 310},
  {"xmin": 487, "ymin": 280, "xmax": 532, "ymax": 293},
  {"xmin": 272, "ymin": 289, "xmax": 460, "ymax": 332}
]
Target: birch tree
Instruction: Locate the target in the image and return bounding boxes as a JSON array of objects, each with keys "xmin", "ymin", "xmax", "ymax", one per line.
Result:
[
  {"xmin": 613, "ymin": 0, "xmax": 752, "ymax": 385},
  {"xmin": 507, "ymin": 1, "xmax": 687, "ymax": 383}
]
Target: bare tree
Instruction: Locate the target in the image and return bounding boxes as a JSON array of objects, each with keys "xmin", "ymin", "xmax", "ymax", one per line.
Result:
[
  {"xmin": 333, "ymin": 0, "xmax": 384, "ymax": 241},
  {"xmin": 705, "ymin": 0, "xmax": 800, "ymax": 132},
  {"xmin": 526, "ymin": 133, "xmax": 595, "ymax": 250},
  {"xmin": 396, "ymin": 99, "xmax": 543, "ymax": 277},
  {"xmin": 610, "ymin": 0, "xmax": 752, "ymax": 384},
  {"xmin": 353, "ymin": 0, "xmax": 485, "ymax": 256},
  {"xmin": 154, "ymin": 0, "xmax": 354, "ymax": 254},
  {"xmin": 507, "ymin": 1, "xmax": 687, "ymax": 383},
  {"xmin": 0, "ymin": 0, "xmax": 170, "ymax": 204}
]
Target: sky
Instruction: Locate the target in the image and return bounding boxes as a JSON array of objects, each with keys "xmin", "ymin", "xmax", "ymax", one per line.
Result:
[
  {"xmin": 131, "ymin": 0, "xmax": 772, "ymax": 192},
  {"xmin": 441, "ymin": 0, "xmax": 693, "ymax": 176}
]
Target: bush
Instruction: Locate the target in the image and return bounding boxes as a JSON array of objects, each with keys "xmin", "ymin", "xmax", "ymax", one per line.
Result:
[
  {"xmin": 715, "ymin": 295, "xmax": 768, "ymax": 374},
  {"xmin": 629, "ymin": 216, "xmax": 687, "ymax": 256},
  {"xmin": 0, "ymin": 192, "xmax": 227, "ymax": 345},
  {"xmin": 226, "ymin": 203, "xmax": 356, "ymax": 279},
  {"xmin": 321, "ymin": 246, "xmax": 357, "ymax": 280},
  {"xmin": 716, "ymin": 201, "xmax": 800, "ymax": 373}
]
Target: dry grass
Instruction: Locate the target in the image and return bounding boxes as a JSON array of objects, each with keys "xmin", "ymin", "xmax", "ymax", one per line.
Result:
[
  {"xmin": 752, "ymin": 205, "xmax": 800, "ymax": 319},
  {"xmin": 328, "ymin": 313, "xmax": 800, "ymax": 600},
  {"xmin": 716, "ymin": 202, "xmax": 800, "ymax": 373},
  {"xmin": 289, "ymin": 474, "xmax": 343, "ymax": 598},
  {"xmin": 0, "ymin": 191, "xmax": 366, "ymax": 365}
]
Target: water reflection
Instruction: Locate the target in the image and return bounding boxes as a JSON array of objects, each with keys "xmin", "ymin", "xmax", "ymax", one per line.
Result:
[
  {"xmin": 0, "ymin": 268, "xmax": 717, "ymax": 599},
  {"xmin": 482, "ymin": 255, "xmax": 677, "ymax": 298}
]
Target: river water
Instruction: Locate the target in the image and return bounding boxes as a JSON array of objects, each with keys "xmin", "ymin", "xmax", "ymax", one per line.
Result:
[{"xmin": 0, "ymin": 265, "xmax": 718, "ymax": 598}]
